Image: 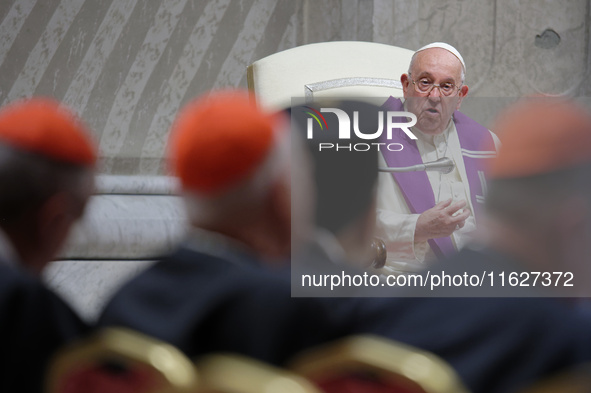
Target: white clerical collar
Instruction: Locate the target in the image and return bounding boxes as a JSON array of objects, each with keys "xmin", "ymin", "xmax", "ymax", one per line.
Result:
[
  {"xmin": 413, "ymin": 120, "xmax": 453, "ymax": 146},
  {"xmin": 0, "ymin": 227, "xmax": 20, "ymax": 268}
]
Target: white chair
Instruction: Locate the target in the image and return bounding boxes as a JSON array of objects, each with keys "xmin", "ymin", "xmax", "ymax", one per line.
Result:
[
  {"xmin": 288, "ymin": 335, "xmax": 471, "ymax": 393},
  {"xmin": 247, "ymin": 41, "xmax": 414, "ymax": 111}
]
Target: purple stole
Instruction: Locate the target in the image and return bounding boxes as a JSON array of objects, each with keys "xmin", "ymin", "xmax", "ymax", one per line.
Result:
[{"xmin": 381, "ymin": 97, "xmax": 495, "ymax": 259}]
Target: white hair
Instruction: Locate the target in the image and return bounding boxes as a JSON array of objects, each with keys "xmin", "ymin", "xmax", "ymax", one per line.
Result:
[{"xmin": 183, "ymin": 120, "xmax": 292, "ymax": 226}]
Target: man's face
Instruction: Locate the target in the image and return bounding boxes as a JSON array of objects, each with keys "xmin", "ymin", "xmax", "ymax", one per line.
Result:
[{"xmin": 401, "ymin": 48, "xmax": 469, "ymax": 135}]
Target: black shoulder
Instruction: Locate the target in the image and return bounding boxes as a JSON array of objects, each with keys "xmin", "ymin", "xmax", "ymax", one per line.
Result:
[{"xmin": 0, "ymin": 265, "xmax": 88, "ymax": 393}]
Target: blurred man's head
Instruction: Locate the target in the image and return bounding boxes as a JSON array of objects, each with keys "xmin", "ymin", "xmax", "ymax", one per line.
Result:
[
  {"xmin": 401, "ymin": 42, "xmax": 469, "ymax": 135},
  {"xmin": 291, "ymin": 100, "xmax": 380, "ymax": 266},
  {"xmin": 168, "ymin": 90, "xmax": 299, "ymax": 261},
  {"xmin": 485, "ymin": 98, "xmax": 591, "ymax": 273},
  {"xmin": 0, "ymin": 98, "xmax": 96, "ymax": 274}
]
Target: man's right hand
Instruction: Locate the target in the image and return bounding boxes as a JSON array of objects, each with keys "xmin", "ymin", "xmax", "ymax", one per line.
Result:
[{"xmin": 414, "ymin": 199, "xmax": 470, "ymax": 243}]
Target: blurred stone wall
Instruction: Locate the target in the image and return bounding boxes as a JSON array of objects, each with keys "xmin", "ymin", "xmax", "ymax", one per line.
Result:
[{"xmin": 1, "ymin": 0, "xmax": 587, "ymax": 175}]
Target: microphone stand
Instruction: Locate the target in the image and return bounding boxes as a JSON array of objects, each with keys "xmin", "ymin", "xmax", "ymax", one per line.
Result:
[{"xmin": 378, "ymin": 157, "xmax": 455, "ymax": 174}]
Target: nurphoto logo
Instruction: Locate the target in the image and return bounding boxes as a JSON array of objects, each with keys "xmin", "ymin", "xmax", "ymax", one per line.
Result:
[{"xmin": 304, "ymin": 107, "xmax": 417, "ymax": 152}]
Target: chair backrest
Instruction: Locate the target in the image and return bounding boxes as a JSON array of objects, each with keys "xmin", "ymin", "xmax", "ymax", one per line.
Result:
[
  {"xmin": 247, "ymin": 41, "xmax": 414, "ymax": 111},
  {"xmin": 288, "ymin": 335, "xmax": 470, "ymax": 393},
  {"xmin": 46, "ymin": 328, "xmax": 198, "ymax": 393},
  {"xmin": 195, "ymin": 353, "xmax": 321, "ymax": 393}
]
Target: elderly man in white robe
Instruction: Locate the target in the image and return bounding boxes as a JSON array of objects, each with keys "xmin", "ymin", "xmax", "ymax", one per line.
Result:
[{"xmin": 377, "ymin": 42, "xmax": 501, "ymax": 274}]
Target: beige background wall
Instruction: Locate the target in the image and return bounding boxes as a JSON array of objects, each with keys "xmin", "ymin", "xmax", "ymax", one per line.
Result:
[
  {"xmin": 1, "ymin": 0, "xmax": 588, "ymax": 175},
  {"xmin": 0, "ymin": 0, "xmax": 589, "ymax": 319}
]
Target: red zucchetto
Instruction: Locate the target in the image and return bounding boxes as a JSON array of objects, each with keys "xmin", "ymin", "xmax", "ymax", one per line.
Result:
[
  {"xmin": 168, "ymin": 90, "xmax": 280, "ymax": 195},
  {"xmin": 0, "ymin": 98, "xmax": 96, "ymax": 167},
  {"xmin": 489, "ymin": 98, "xmax": 591, "ymax": 179}
]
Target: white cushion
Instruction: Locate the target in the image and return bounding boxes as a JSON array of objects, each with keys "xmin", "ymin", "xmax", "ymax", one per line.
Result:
[{"xmin": 248, "ymin": 41, "xmax": 414, "ymax": 111}]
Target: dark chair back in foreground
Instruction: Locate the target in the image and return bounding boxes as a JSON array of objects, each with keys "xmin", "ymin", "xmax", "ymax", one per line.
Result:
[
  {"xmin": 288, "ymin": 335, "xmax": 470, "ymax": 393},
  {"xmin": 194, "ymin": 353, "xmax": 320, "ymax": 393}
]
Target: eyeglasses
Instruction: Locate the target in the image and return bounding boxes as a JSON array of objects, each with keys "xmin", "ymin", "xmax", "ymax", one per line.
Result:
[{"xmin": 410, "ymin": 77, "xmax": 462, "ymax": 97}]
